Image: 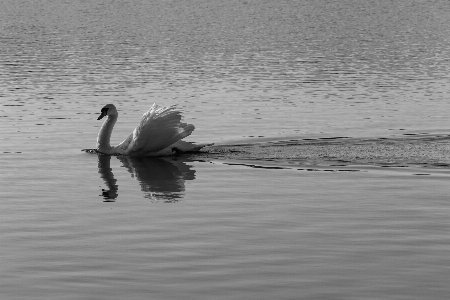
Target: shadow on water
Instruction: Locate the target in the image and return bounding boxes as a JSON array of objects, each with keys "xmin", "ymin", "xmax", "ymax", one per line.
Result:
[{"xmin": 96, "ymin": 154, "xmax": 196, "ymax": 203}]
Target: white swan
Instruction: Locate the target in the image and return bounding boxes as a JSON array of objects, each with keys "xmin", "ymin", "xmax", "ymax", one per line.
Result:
[{"xmin": 96, "ymin": 103, "xmax": 211, "ymax": 156}]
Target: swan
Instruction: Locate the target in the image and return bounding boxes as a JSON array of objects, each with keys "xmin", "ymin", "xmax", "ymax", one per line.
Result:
[{"xmin": 95, "ymin": 103, "xmax": 211, "ymax": 156}]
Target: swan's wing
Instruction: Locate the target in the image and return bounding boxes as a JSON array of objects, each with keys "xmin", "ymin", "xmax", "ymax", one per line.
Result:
[{"xmin": 124, "ymin": 104, "xmax": 195, "ymax": 156}]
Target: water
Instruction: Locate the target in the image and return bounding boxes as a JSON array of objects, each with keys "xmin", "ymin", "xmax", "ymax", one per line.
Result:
[{"xmin": 1, "ymin": 0, "xmax": 449, "ymax": 299}]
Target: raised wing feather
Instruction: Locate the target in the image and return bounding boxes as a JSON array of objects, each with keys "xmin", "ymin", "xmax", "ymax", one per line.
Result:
[{"xmin": 121, "ymin": 104, "xmax": 195, "ymax": 156}]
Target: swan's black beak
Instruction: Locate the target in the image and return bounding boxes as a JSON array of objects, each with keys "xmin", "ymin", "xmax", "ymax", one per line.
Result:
[{"xmin": 97, "ymin": 108, "xmax": 108, "ymax": 120}]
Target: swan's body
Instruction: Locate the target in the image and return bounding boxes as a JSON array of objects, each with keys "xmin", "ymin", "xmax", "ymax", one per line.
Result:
[{"xmin": 96, "ymin": 104, "xmax": 210, "ymax": 156}]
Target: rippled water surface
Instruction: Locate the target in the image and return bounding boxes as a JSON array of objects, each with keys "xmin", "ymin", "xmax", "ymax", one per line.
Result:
[{"xmin": 1, "ymin": 0, "xmax": 449, "ymax": 299}]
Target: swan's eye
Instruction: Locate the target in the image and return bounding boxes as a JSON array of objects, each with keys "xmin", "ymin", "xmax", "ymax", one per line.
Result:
[{"xmin": 101, "ymin": 108, "xmax": 109, "ymax": 114}]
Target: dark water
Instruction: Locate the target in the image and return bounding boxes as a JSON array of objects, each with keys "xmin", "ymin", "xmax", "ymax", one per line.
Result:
[
  {"xmin": 1, "ymin": 1, "xmax": 449, "ymax": 299},
  {"xmin": 1, "ymin": 0, "xmax": 450, "ymax": 140}
]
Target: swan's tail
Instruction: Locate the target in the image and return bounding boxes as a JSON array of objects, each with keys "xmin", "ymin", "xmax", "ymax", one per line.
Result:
[
  {"xmin": 172, "ymin": 141, "xmax": 214, "ymax": 153},
  {"xmin": 189, "ymin": 142, "xmax": 214, "ymax": 151}
]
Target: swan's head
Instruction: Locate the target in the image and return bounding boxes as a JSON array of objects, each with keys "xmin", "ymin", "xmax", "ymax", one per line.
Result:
[{"xmin": 97, "ymin": 104, "xmax": 117, "ymax": 120}]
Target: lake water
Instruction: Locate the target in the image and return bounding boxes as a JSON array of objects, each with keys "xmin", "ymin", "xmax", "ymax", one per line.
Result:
[{"xmin": 1, "ymin": 0, "xmax": 449, "ymax": 299}]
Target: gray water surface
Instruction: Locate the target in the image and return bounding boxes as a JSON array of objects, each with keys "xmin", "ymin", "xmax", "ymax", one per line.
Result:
[{"xmin": 1, "ymin": 1, "xmax": 449, "ymax": 299}]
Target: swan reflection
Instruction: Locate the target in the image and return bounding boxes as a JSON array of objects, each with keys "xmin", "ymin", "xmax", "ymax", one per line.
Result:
[
  {"xmin": 98, "ymin": 155, "xmax": 118, "ymax": 201},
  {"xmin": 97, "ymin": 155, "xmax": 196, "ymax": 202}
]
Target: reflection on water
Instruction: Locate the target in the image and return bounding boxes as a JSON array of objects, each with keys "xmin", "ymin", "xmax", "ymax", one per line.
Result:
[
  {"xmin": 97, "ymin": 154, "xmax": 195, "ymax": 202},
  {"xmin": 97, "ymin": 155, "xmax": 118, "ymax": 201}
]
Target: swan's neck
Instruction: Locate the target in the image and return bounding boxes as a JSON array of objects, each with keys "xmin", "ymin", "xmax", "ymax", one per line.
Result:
[{"xmin": 97, "ymin": 115, "xmax": 117, "ymax": 154}]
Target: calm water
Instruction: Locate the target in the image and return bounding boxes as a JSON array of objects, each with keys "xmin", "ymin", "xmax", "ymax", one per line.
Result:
[{"xmin": 1, "ymin": 0, "xmax": 449, "ymax": 299}]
